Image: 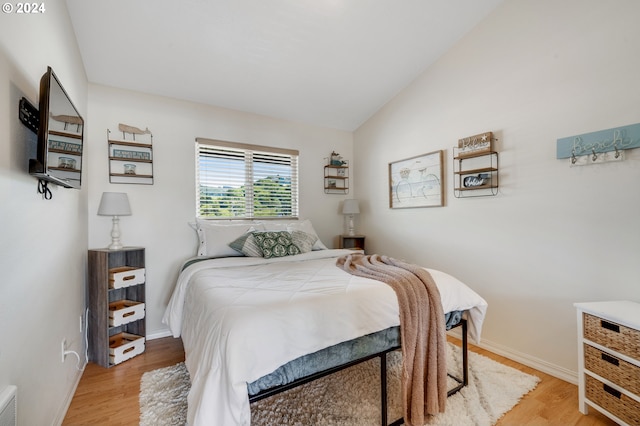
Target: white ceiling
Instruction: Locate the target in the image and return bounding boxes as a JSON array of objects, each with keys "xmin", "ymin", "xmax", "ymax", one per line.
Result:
[{"xmin": 65, "ymin": 0, "xmax": 503, "ymax": 131}]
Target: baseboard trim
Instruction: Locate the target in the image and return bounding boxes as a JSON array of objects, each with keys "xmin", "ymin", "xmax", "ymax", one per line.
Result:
[
  {"xmin": 147, "ymin": 328, "xmax": 173, "ymax": 340},
  {"xmin": 448, "ymin": 329, "xmax": 578, "ymax": 385},
  {"xmin": 55, "ymin": 362, "xmax": 85, "ymax": 426}
]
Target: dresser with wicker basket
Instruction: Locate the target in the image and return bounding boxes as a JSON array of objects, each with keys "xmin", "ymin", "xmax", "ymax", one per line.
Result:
[{"xmin": 575, "ymin": 301, "xmax": 640, "ymax": 426}]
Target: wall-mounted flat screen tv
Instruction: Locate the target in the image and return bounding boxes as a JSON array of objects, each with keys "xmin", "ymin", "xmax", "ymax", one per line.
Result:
[{"xmin": 29, "ymin": 66, "xmax": 84, "ymax": 189}]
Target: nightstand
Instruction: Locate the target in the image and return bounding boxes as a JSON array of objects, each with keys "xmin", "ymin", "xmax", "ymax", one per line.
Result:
[
  {"xmin": 88, "ymin": 247, "xmax": 146, "ymax": 368},
  {"xmin": 339, "ymin": 235, "xmax": 365, "ymax": 251}
]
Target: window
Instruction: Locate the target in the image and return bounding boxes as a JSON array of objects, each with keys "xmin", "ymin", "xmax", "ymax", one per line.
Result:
[{"xmin": 196, "ymin": 138, "xmax": 299, "ymax": 219}]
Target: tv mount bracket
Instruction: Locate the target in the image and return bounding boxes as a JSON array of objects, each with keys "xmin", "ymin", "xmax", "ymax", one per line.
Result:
[{"xmin": 19, "ymin": 97, "xmax": 39, "ymax": 135}]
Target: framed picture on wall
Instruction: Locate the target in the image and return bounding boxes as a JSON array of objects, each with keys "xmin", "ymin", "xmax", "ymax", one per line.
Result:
[{"xmin": 389, "ymin": 150, "xmax": 444, "ymax": 208}]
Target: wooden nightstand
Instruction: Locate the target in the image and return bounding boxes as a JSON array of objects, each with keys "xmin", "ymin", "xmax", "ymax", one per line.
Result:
[
  {"xmin": 574, "ymin": 301, "xmax": 640, "ymax": 426},
  {"xmin": 339, "ymin": 235, "xmax": 365, "ymax": 251}
]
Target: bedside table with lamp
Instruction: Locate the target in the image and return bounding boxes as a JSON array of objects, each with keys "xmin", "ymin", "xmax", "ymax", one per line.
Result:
[{"xmin": 339, "ymin": 199, "xmax": 365, "ymax": 252}]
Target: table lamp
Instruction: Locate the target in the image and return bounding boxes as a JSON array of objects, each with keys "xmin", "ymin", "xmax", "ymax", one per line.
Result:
[
  {"xmin": 342, "ymin": 199, "xmax": 360, "ymax": 236},
  {"xmin": 98, "ymin": 192, "xmax": 131, "ymax": 250}
]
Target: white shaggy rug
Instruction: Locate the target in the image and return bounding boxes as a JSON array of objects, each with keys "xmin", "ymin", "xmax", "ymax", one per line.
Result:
[{"xmin": 140, "ymin": 343, "xmax": 539, "ymax": 426}]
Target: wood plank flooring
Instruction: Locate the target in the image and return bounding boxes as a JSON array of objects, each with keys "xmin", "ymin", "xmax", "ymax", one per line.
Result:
[{"xmin": 62, "ymin": 336, "xmax": 617, "ymax": 425}]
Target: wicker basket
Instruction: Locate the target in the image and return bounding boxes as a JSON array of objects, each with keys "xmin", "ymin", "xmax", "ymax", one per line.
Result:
[
  {"xmin": 584, "ymin": 344, "xmax": 640, "ymax": 397},
  {"xmin": 583, "ymin": 313, "xmax": 640, "ymax": 360},
  {"xmin": 585, "ymin": 375, "xmax": 640, "ymax": 425}
]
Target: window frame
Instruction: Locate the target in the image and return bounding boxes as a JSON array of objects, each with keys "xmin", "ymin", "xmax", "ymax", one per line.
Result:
[{"xmin": 195, "ymin": 138, "xmax": 299, "ymax": 220}]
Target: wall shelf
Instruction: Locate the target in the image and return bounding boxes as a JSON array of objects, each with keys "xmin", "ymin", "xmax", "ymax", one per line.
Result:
[
  {"xmin": 324, "ymin": 165, "xmax": 349, "ymax": 194},
  {"xmin": 107, "ymin": 129, "xmax": 154, "ymax": 185},
  {"xmin": 453, "ymin": 150, "xmax": 499, "ymax": 198}
]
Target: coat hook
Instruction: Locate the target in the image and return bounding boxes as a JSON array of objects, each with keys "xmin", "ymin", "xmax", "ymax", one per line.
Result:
[
  {"xmin": 591, "ymin": 148, "xmax": 598, "ymax": 162},
  {"xmin": 613, "ymin": 142, "xmax": 620, "ymax": 159},
  {"xmin": 571, "ymin": 148, "xmax": 577, "ymax": 164}
]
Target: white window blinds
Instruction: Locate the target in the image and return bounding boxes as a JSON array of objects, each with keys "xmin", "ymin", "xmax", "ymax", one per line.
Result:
[{"xmin": 196, "ymin": 138, "xmax": 299, "ymax": 219}]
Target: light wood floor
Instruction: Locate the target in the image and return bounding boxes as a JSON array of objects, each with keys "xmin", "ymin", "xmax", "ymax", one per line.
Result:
[{"xmin": 63, "ymin": 337, "xmax": 617, "ymax": 426}]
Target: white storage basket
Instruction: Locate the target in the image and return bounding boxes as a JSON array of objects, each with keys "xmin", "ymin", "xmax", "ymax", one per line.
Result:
[
  {"xmin": 109, "ymin": 300, "xmax": 145, "ymax": 327},
  {"xmin": 109, "ymin": 332, "xmax": 145, "ymax": 365},
  {"xmin": 108, "ymin": 267, "xmax": 145, "ymax": 289}
]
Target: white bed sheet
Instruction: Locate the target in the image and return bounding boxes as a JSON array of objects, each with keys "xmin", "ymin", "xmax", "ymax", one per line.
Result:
[{"xmin": 162, "ymin": 249, "xmax": 487, "ymax": 426}]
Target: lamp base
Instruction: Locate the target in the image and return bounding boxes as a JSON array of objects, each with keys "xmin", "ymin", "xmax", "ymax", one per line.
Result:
[
  {"xmin": 108, "ymin": 215, "xmax": 124, "ymax": 250},
  {"xmin": 346, "ymin": 214, "xmax": 356, "ymax": 236},
  {"xmin": 108, "ymin": 242, "xmax": 124, "ymax": 250}
]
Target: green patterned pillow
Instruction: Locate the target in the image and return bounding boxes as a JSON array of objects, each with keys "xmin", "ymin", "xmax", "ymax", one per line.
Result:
[
  {"xmin": 252, "ymin": 231, "xmax": 300, "ymax": 259},
  {"xmin": 228, "ymin": 232, "xmax": 263, "ymax": 257}
]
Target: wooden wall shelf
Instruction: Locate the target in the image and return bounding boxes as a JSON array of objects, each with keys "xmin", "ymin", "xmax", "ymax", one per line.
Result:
[
  {"xmin": 324, "ymin": 165, "xmax": 349, "ymax": 194},
  {"xmin": 107, "ymin": 130, "xmax": 154, "ymax": 185},
  {"xmin": 453, "ymin": 150, "xmax": 499, "ymax": 198}
]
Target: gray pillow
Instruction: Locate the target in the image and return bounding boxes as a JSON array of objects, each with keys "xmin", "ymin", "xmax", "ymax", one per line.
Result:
[
  {"xmin": 290, "ymin": 230, "xmax": 317, "ymax": 254},
  {"xmin": 228, "ymin": 232, "xmax": 264, "ymax": 257}
]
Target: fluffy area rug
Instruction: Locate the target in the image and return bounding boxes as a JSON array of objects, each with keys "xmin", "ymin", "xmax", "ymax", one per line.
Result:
[{"xmin": 140, "ymin": 342, "xmax": 539, "ymax": 426}]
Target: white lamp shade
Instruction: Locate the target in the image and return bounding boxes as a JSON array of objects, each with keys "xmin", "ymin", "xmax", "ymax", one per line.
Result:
[
  {"xmin": 342, "ymin": 199, "xmax": 360, "ymax": 215},
  {"xmin": 98, "ymin": 192, "xmax": 131, "ymax": 216}
]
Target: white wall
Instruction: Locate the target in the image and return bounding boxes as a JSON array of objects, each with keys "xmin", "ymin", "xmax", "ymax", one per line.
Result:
[
  {"xmin": 86, "ymin": 85, "xmax": 353, "ymax": 338},
  {"xmin": 354, "ymin": 0, "xmax": 640, "ymax": 380},
  {"xmin": 0, "ymin": 3, "xmax": 88, "ymax": 426}
]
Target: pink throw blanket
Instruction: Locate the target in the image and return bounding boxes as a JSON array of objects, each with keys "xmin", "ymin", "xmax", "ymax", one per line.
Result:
[{"xmin": 336, "ymin": 253, "xmax": 446, "ymax": 426}]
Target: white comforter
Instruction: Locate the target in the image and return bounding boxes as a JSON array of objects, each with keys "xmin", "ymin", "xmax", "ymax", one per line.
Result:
[{"xmin": 162, "ymin": 249, "xmax": 487, "ymax": 426}]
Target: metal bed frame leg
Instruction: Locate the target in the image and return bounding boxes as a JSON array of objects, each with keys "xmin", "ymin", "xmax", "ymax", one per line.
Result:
[
  {"xmin": 380, "ymin": 353, "xmax": 388, "ymax": 426},
  {"xmin": 446, "ymin": 318, "xmax": 468, "ymax": 396},
  {"xmin": 462, "ymin": 319, "xmax": 468, "ymax": 386},
  {"xmin": 382, "ymin": 351, "xmax": 404, "ymax": 426}
]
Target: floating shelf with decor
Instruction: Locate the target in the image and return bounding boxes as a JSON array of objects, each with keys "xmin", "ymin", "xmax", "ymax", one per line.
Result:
[
  {"xmin": 107, "ymin": 124, "xmax": 154, "ymax": 185},
  {"xmin": 324, "ymin": 151, "xmax": 349, "ymax": 194},
  {"xmin": 453, "ymin": 131, "xmax": 499, "ymax": 198}
]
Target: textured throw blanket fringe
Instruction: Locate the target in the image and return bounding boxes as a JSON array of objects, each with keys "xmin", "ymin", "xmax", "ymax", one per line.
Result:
[{"xmin": 336, "ymin": 253, "xmax": 447, "ymax": 426}]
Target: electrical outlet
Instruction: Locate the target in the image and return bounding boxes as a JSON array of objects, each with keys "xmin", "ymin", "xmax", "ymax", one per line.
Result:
[{"xmin": 61, "ymin": 338, "xmax": 67, "ymax": 363}]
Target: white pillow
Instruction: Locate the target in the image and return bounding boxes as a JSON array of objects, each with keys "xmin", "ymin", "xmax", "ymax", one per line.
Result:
[
  {"xmin": 195, "ymin": 219, "xmax": 265, "ymax": 257},
  {"xmin": 259, "ymin": 221, "xmax": 288, "ymax": 231}
]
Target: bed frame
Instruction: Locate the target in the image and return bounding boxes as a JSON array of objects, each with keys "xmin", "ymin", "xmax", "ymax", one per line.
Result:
[{"xmin": 249, "ymin": 318, "xmax": 469, "ymax": 426}]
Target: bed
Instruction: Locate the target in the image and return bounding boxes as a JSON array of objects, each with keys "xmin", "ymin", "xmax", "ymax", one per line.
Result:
[{"xmin": 163, "ymin": 220, "xmax": 488, "ymax": 426}]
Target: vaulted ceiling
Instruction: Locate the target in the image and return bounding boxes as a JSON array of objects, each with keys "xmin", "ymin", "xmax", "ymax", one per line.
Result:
[{"xmin": 66, "ymin": 0, "xmax": 503, "ymax": 131}]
